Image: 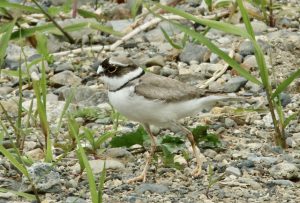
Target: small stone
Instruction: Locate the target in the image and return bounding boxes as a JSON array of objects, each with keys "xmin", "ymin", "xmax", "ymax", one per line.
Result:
[
  {"xmin": 54, "ymin": 62, "xmax": 74, "ymax": 73},
  {"xmin": 174, "ymin": 155, "xmax": 188, "ymax": 166},
  {"xmin": 225, "ymin": 166, "xmax": 242, "ymax": 177},
  {"xmin": 286, "ymin": 137, "xmax": 297, "ymax": 148},
  {"xmin": 242, "ymin": 55, "xmax": 258, "ymax": 68},
  {"xmin": 65, "ymin": 196, "xmax": 86, "ymax": 203},
  {"xmin": 145, "ymin": 55, "xmax": 165, "ymax": 67},
  {"xmin": 21, "ymin": 163, "xmax": 61, "ymax": 193},
  {"xmin": 224, "ymin": 118, "xmax": 237, "ymax": 128},
  {"xmin": 179, "ymin": 43, "xmax": 210, "ymax": 64},
  {"xmin": 0, "ymin": 87, "xmax": 13, "ymax": 97},
  {"xmin": 204, "ymin": 149, "xmax": 217, "ymax": 159},
  {"xmin": 279, "ymin": 92, "xmax": 292, "ymax": 107},
  {"xmin": 88, "ymin": 159, "xmax": 125, "ymax": 174},
  {"xmin": 270, "ymin": 162, "xmax": 299, "ymax": 180},
  {"xmin": 223, "ymin": 76, "xmax": 248, "ymax": 92},
  {"xmin": 268, "ymin": 179, "xmax": 294, "ymax": 187},
  {"xmin": 107, "ymin": 19, "xmax": 133, "ymax": 32},
  {"xmin": 50, "ymin": 71, "xmax": 81, "ymax": 86},
  {"xmin": 135, "ymin": 183, "xmax": 169, "ymax": 194},
  {"xmin": 160, "ymin": 66, "xmax": 178, "ymax": 77},
  {"xmin": 25, "ymin": 148, "xmax": 44, "ymax": 161},
  {"xmin": 104, "ymin": 148, "xmax": 134, "ymax": 161}
]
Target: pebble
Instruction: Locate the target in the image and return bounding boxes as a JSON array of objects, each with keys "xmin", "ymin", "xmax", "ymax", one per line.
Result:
[
  {"xmin": 268, "ymin": 179, "xmax": 295, "ymax": 187},
  {"xmin": 88, "ymin": 159, "xmax": 125, "ymax": 174},
  {"xmin": 65, "ymin": 196, "xmax": 86, "ymax": 203},
  {"xmin": 223, "ymin": 76, "xmax": 248, "ymax": 92},
  {"xmin": 50, "ymin": 70, "xmax": 82, "ymax": 86},
  {"xmin": 179, "ymin": 43, "xmax": 210, "ymax": 64},
  {"xmin": 225, "ymin": 166, "xmax": 242, "ymax": 177},
  {"xmin": 21, "ymin": 163, "xmax": 61, "ymax": 193},
  {"xmin": 270, "ymin": 162, "xmax": 299, "ymax": 180},
  {"xmin": 135, "ymin": 183, "xmax": 169, "ymax": 194}
]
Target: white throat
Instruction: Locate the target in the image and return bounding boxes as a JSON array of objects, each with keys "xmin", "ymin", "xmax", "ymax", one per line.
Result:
[{"xmin": 100, "ymin": 67, "xmax": 144, "ymax": 91}]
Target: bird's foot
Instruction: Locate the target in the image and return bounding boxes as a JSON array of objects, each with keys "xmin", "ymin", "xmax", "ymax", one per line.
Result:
[
  {"xmin": 127, "ymin": 172, "xmax": 147, "ymax": 183},
  {"xmin": 192, "ymin": 165, "xmax": 202, "ymax": 177}
]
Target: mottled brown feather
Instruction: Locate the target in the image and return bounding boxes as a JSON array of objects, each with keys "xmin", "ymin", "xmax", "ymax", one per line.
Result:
[{"xmin": 134, "ymin": 72, "xmax": 206, "ymax": 102}]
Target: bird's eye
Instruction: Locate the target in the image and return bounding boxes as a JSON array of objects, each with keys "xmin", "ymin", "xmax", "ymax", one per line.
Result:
[{"xmin": 108, "ymin": 65, "xmax": 117, "ymax": 73}]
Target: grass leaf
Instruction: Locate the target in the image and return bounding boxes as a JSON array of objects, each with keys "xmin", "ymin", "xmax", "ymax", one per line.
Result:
[
  {"xmin": 110, "ymin": 126, "xmax": 147, "ymax": 148},
  {"xmin": 272, "ymin": 69, "xmax": 300, "ymax": 99},
  {"xmin": 0, "ymin": 20, "xmax": 15, "ymax": 67},
  {"xmin": 0, "ymin": 1, "xmax": 41, "ymax": 13},
  {"xmin": 160, "ymin": 27, "xmax": 183, "ymax": 49},
  {"xmin": 0, "ymin": 188, "xmax": 36, "ymax": 201}
]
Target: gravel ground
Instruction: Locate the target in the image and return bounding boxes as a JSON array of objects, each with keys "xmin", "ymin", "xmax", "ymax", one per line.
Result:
[{"xmin": 0, "ymin": 0, "xmax": 300, "ymax": 202}]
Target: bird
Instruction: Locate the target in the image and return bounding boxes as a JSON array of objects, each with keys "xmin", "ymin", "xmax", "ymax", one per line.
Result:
[{"xmin": 97, "ymin": 56, "xmax": 237, "ymax": 183}]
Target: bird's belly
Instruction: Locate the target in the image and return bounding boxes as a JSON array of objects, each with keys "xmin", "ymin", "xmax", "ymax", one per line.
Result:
[{"xmin": 108, "ymin": 87, "xmax": 207, "ymax": 126}]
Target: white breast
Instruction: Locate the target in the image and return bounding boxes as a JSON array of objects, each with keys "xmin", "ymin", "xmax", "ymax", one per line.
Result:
[{"xmin": 108, "ymin": 86, "xmax": 221, "ymax": 127}]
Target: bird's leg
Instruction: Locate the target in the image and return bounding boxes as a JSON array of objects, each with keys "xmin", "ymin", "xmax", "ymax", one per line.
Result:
[
  {"xmin": 127, "ymin": 124, "xmax": 156, "ymax": 183},
  {"xmin": 174, "ymin": 124, "xmax": 203, "ymax": 177}
]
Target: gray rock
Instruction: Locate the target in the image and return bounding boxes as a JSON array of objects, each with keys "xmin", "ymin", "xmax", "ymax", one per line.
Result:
[
  {"xmin": 268, "ymin": 179, "xmax": 294, "ymax": 187},
  {"xmin": 225, "ymin": 166, "xmax": 242, "ymax": 177},
  {"xmin": 145, "ymin": 28, "xmax": 166, "ymax": 42},
  {"xmin": 104, "ymin": 148, "xmax": 134, "ymax": 161},
  {"xmin": 270, "ymin": 162, "xmax": 299, "ymax": 180},
  {"xmin": 21, "ymin": 162, "xmax": 61, "ymax": 193},
  {"xmin": 59, "ymin": 86, "xmax": 108, "ymax": 106},
  {"xmin": 54, "ymin": 62, "xmax": 74, "ymax": 73},
  {"xmin": 135, "ymin": 183, "xmax": 169, "ymax": 194},
  {"xmin": 238, "ymin": 177, "xmax": 262, "ymax": 189},
  {"xmin": 238, "ymin": 39, "xmax": 270, "ymax": 56},
  {"xmin": 223, "ymin": 76, "xmax": 248, "ymax": 92},
  {"xmin": 224, "ymin": 118, "xmax": 237, "ymax": 128},
  {"xmin": 65, "ymin": 196, "xmax": 86, "ymax": 203},
  {"xmin": 279, "ymin": 92, "xmax": 292, "ymax": 107},
  {"xmin": 160, "ymin": 66, "xmax": 178, "ymax": 77},
  {"xmin": 88, "ymin": 159, "xmax": 125, "ymax": 174},
  {"xmin": 179, "ymin": 43, "xmax": 210, "ymax": 64},
  {"xmin": 0, "ymin": 87, "xmax": 13, "ymax": 97},
  {"xmin": 242, "ymin": 55, "xmax": 258, "ymax": 68},
  {"xmin": 50, "ymin": 71, "xmax": 82, "ymax": 86},
  {"xmin": 145, "ymin": 55, "xmax": 165, "ymax": 67},
  {"xmin": 107, "ymin": 19, "xmax": 133, "ymax": 32},
  {"xmin": 5, "ymin": 44, "xmax": 38, "ymax": 70},
  {"xmin": 286, "ymin": 137, "xmax": 297, "ymax": 148},
  {"xmin": 245, "ymin": 81, "xmax": 262, "ymax": 93}
]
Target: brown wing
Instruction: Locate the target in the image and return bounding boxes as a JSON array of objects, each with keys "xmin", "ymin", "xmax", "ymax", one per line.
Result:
[{"xmin": 134, "ymin": 72, "xmax": 206, "ymax": 102}]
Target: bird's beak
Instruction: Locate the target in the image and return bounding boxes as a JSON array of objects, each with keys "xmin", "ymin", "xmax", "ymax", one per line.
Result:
[{"xmin": 97, "ymin": 65, "xmax": 104, "ymax": 75}]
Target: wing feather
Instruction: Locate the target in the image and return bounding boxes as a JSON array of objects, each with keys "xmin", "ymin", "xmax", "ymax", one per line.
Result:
[{"xmin": 134, "ymin": 72, "xmax": 205, "ymax": 102}]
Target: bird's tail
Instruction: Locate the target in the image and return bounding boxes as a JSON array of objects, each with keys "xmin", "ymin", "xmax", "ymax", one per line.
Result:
[{"xmin": 197, "ymin": 94, "xmax": 243, "ymax": 113}]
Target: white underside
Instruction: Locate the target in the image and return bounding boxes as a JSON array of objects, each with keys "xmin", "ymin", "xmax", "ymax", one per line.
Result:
[{"xmin": 108, "ymin": 86, "xmax": 225, "ymax": 127}]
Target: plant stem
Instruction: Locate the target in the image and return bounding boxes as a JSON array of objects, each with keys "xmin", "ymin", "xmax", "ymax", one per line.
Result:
[{"xmin": 265, "ymin": 88, "xmax": 286, "ymax": 148}]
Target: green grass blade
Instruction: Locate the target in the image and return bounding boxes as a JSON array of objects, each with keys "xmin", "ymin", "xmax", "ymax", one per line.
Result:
[
  {"xmin": 284, "ymin": 112, "xmax": 299, "ymax": 128},
  {"xmin": 0, "ymin": 1, "xmax": 41, "ymax": 13},
  {"xmin": 95, "ymin": 131, "xmax": 116, "ymax": 148},
  {"xmin": 0, "ymin": 20, "xmax": 15, "ymax": 67},
  {"xmin": 78, "ymin": 8, "xmax": 102, "ymax": 20},
  {"xmin": 155, "ymin": 3, "xmax": 251, "ymax": 39},
  {"xmin": 236, "ymin": 0, "xmax": 269, "ymax": 88},
  {"xmin": 168, "ymin": 21, "xmax": 261, "ymax": 85},
  {"xmin": 98, "ymin": 162, "xmax": 106, "ymax": 203},
  {"xmin": 0, "ymin": 145, "xmax": 29, "ymax": 176},
  {"xmin": 160, "ymin": 27, "xmax": 183, "ymax": 49},
  {"xmin": 70, "ymin": 117, "xmax": 98, "ymax": 203},
  {"xmin": 11, "ymin": 22, "xmax": 122, "ymax": 40},
  {"xmin": 0, "ymin": 188, "xmax": 36, "ymax": 201},
  {"xmin": 237, "ymin": 0, "xmax": 255, "ymax": 38},
  {"xmin": 272, "ymin": 69, "xmax": 300, "ymax": 99}
]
